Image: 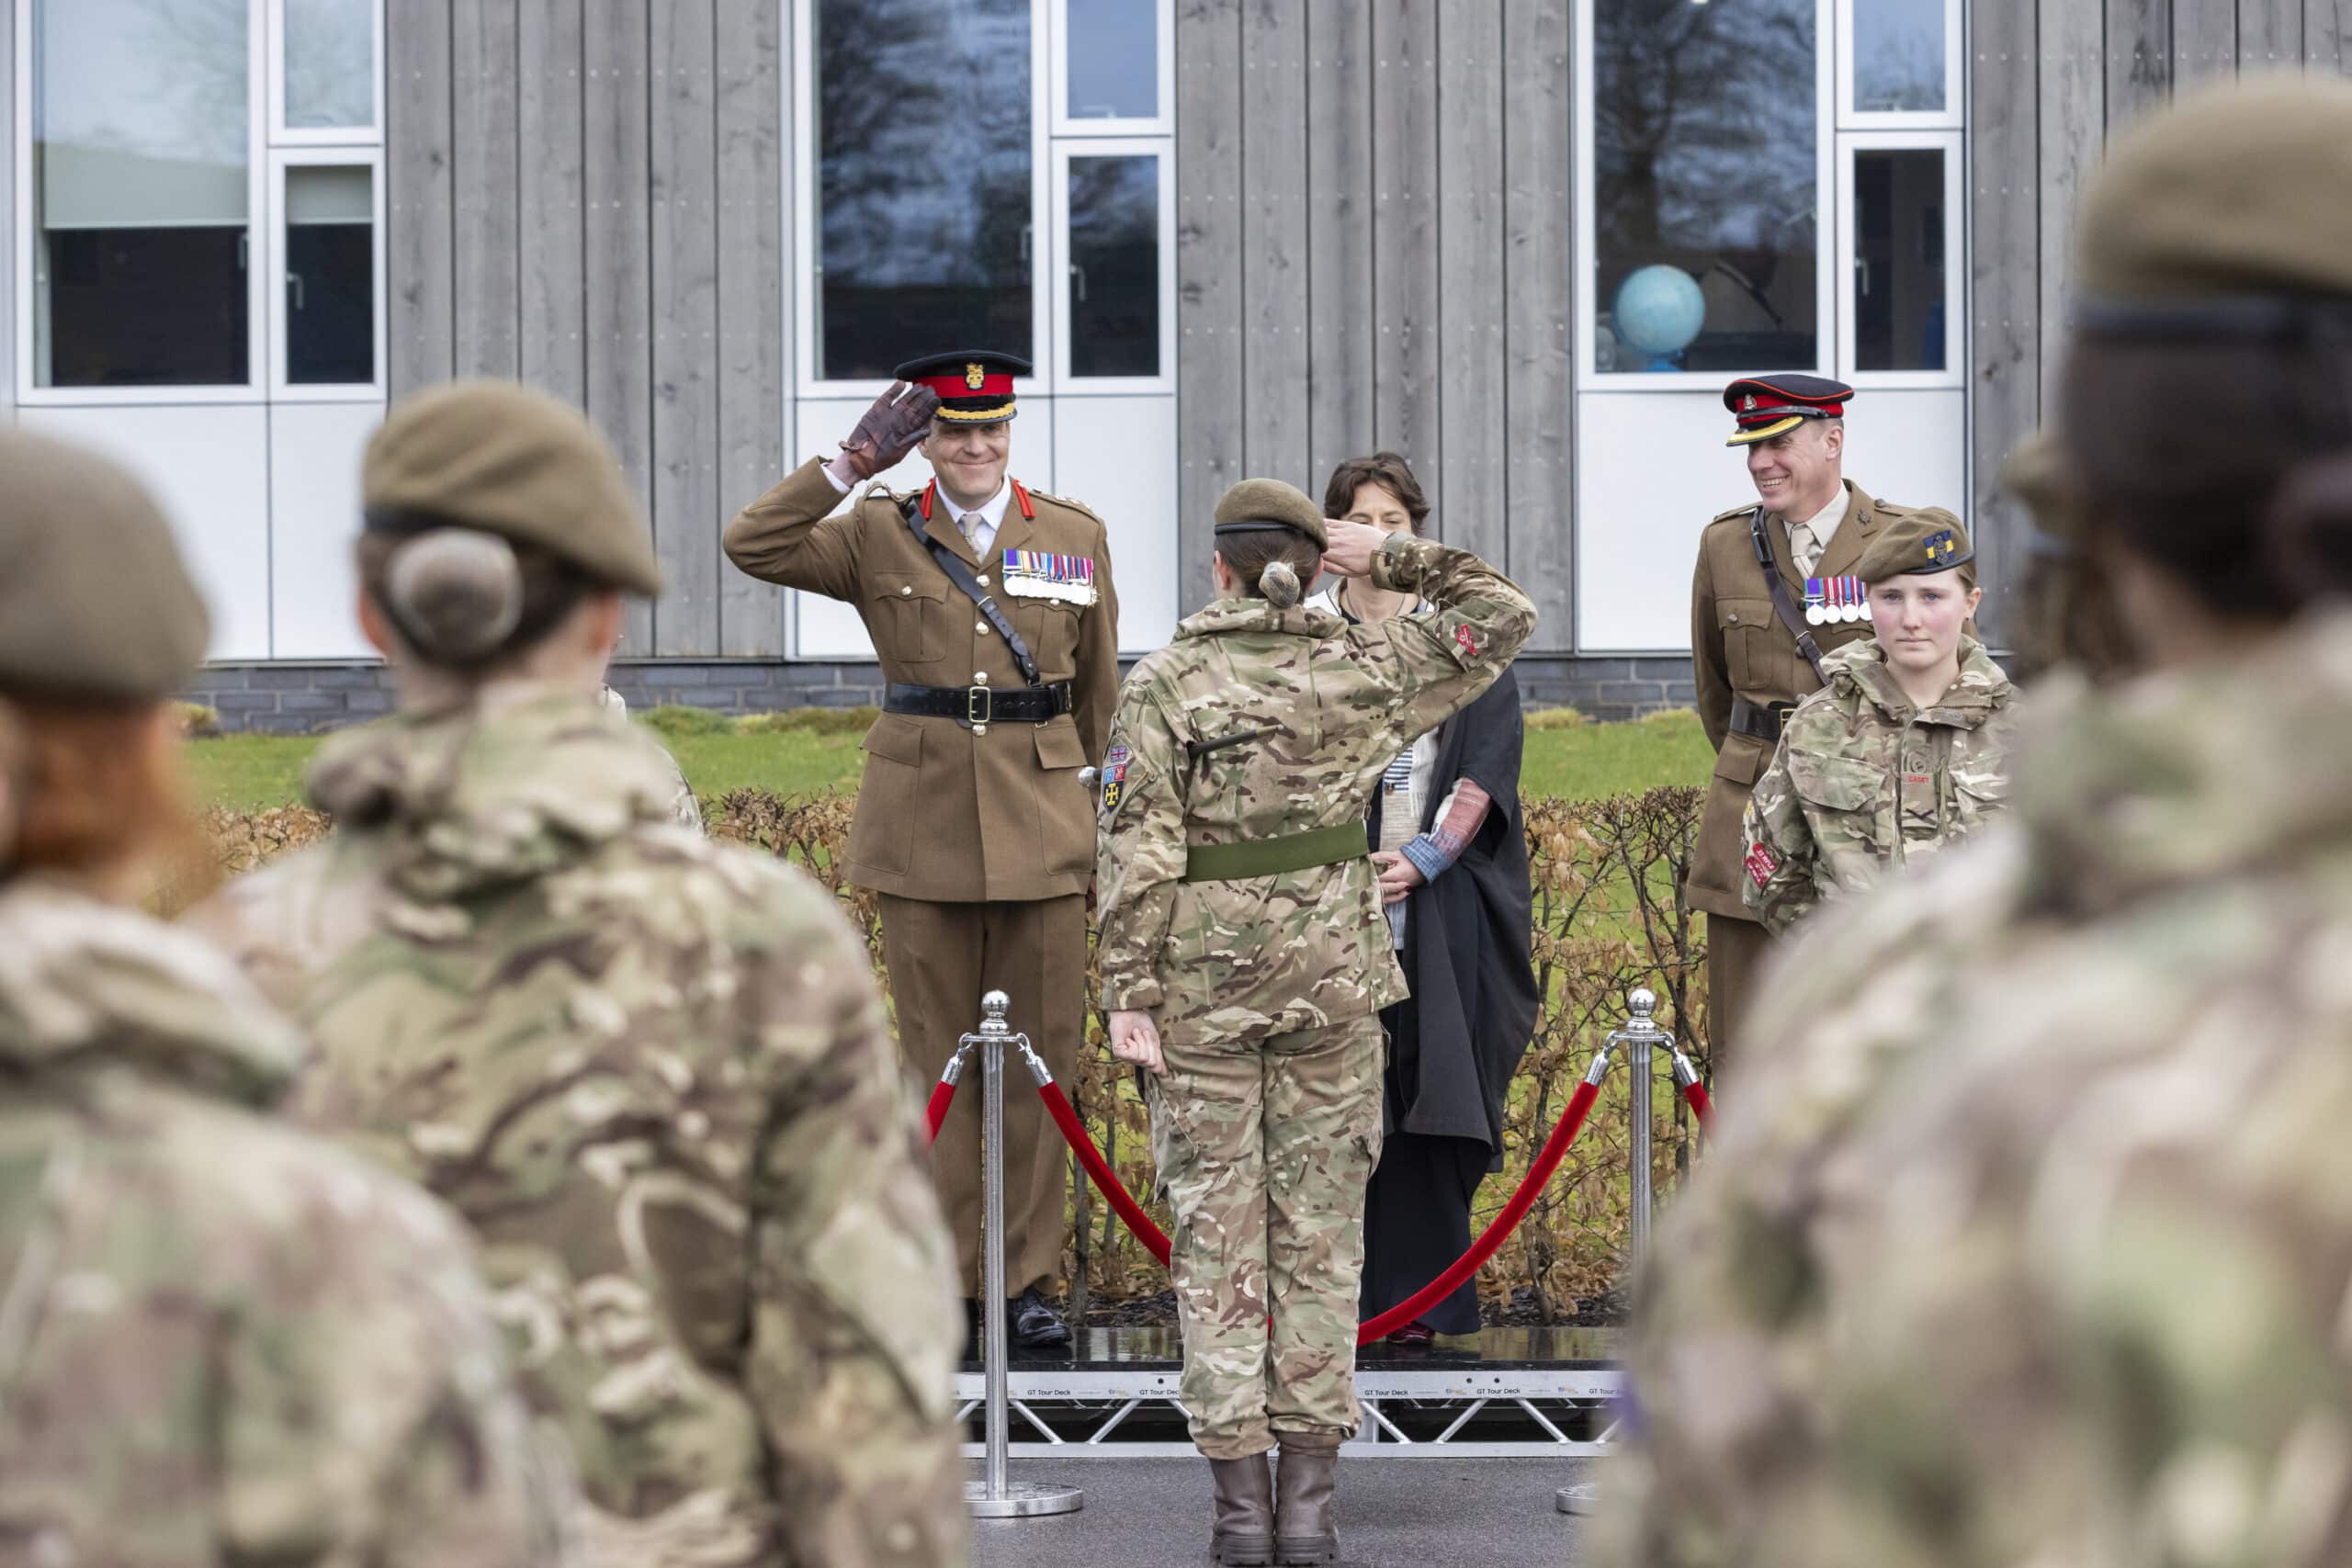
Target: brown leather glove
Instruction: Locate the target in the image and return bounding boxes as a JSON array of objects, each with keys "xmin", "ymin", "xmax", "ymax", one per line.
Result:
[{"xmin": 834, "ymin": 380, "xmax": 940, "ymax": 481}]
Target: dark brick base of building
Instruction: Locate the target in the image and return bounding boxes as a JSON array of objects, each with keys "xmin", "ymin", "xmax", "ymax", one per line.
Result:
[{"xmin": 184, "ymin": 654, "xmax": 1698, "ymax": 736}]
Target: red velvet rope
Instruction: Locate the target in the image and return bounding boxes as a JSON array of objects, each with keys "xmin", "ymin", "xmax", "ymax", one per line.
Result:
[
  {"xmin": 923, "ymin": 1078, "xmax": 956, "ymax": 1146},
  {"xmin": 1035, "ymin": 1079, "xmax": 1174, "ymax": 1264},
  {"xmin": 1355, "ymin": 1077, "xmax": 1603, "ymax": 1344},
  {"xmin": 1681, "ymin": 1079, "xmax": 1714, "ymax": 1128}
]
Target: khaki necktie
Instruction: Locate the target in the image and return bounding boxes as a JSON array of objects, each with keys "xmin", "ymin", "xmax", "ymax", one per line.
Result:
[
  {"xmin": 1787, "ymin": 519, "xmax": 1823, "ymax": 579},
  {"xmin": 961, "ymin": 512, "xmax": 985, "ymax": 551}
]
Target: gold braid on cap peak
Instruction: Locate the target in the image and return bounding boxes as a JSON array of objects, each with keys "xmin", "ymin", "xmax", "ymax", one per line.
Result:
[{"xmin": 934, "ymin": 402, "xmax": 1016, "ymax": 423}]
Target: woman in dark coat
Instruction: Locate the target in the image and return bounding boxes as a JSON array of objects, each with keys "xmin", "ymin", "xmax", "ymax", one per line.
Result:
[{"xmin": 1313, "ymin": 453, "xmax": 1542, "ymax": 1346}]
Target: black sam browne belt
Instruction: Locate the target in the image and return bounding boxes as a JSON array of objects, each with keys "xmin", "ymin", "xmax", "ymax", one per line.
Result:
[
  {"xmin": 1727, "ymin": 697, "xmax": 1797, "ymax": 744},
  {"xmin": 884, "ymin": 680, "xmax": 1075, "ymax": 728}
]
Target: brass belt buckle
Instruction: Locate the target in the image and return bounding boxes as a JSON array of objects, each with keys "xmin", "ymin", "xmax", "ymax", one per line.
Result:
[{"xmin": 966, "ymin": 684, "xmax": 993, "ymax": 733}]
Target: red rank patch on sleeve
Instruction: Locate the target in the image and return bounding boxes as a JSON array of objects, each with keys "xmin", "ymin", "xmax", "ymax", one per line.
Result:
[
  {"xmin": 1745, "ymin": 842, "xmax": 1777, "ymax": 887},
  {"xmin": 1454, "ymin": 625, "xmax": 1479, "ymax": 659}
]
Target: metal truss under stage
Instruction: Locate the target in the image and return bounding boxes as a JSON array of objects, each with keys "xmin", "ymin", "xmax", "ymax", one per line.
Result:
[{"xmin": 956, "ymin": 1325, "xmax": 1623, "ymax": 1460}]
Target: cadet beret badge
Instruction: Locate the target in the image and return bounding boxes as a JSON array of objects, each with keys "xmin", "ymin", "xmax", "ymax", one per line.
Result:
[{"xmin": 1922, "ymin": 528, "xmax": 1958, "ymax": 564}]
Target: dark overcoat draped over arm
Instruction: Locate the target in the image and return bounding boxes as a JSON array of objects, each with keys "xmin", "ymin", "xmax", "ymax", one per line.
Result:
[{"xmin": 1392, "ymin": 668, "xmax": 1541, "ymax": 1168}]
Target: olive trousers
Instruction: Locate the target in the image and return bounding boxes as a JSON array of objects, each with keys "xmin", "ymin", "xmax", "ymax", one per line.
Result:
[
  {"xmin": 877, "ymin": 893, "xmax": 1086, "ymax": 1298},
  {"xmin": 1705, "ymin": 911, "xmax": 1773, "ymax": 1069},
  {"xmin": 1148, "ymin": 1015, "xmax": 1385, "ymax": 1460}
]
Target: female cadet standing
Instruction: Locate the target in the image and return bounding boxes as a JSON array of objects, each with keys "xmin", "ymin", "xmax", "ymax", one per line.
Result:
[
  {"xmin": 1737, "ymin": 513, "xmax": 2018, "ymax": 936},
  {"xmin": 1094, "ymin": 479, "xmax": 1536, "ymax": 1564},
  {"xmin": 189, "ymin": 381, "xmax": 967, "ymax": 1568},
  {"xmin": 1307, "ymin": 452, "xmax": 1539, "ymax": 1348},
  {"xmin": 0, "ymin": 429, "xmax": 569, "ymax": 1566}
]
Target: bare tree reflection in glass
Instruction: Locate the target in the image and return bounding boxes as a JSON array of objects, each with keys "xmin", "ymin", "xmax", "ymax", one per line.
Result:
[{"xmin": 1594, "ymin": 0, "xmax": 1817, "ymax": 374}]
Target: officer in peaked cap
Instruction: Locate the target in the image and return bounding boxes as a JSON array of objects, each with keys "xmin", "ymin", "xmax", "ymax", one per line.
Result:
[
  {"xmin": 1684, "ymin": 371, "xmax": 1968, "ymax": 1060},
  {"xmin": 723, "ymin": 351, "xmax": 1122, "ymax": 1351}
]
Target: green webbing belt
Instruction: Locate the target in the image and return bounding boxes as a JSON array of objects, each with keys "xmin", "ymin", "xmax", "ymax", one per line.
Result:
[{"xmin": 1182, "ymin": 823, "xmax": 1368, "ymax": 884}]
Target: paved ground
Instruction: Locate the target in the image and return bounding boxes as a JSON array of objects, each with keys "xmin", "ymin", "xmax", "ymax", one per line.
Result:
[{"xmin": 968, "ymin": 1457, "xmax": 1595, "ymax": 1567}]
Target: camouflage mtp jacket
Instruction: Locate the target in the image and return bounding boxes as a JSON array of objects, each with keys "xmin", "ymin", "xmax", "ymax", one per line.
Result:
[
  {"xmin": 187, "ymin": 687, "xmax": 969, "ymax": 1568},
  {"xmin": 1739, "ymin": 636, "xmax": 2017, "ymax": 936},
  {"xmin": 1094, "ymin": 536, "xmax": 1536, "ymax": 1046}
]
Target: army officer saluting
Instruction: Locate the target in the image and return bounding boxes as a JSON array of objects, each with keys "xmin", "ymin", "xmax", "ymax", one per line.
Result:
[{"xmin": 724, "ymin": 351, "xmax": 1119, "ymax": 1349}]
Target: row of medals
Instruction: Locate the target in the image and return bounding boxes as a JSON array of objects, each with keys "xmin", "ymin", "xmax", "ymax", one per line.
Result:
[{"xmin": 1804, "ymin": 577, "xmax": 1870, "ymax": 626}]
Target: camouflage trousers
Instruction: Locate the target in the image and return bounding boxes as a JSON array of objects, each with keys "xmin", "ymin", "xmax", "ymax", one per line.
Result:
[{"xmin": 1148, "ymin": 1015, "xmax": 1385, "ymax": 1460}]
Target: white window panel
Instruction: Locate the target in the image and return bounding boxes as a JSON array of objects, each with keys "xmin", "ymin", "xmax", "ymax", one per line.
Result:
[
  {"xmin": 269, "ymin": 400, "xmax": 381, "ymax": 658},
  {"xmin": 1050, "ymin": 139, "xmax": 1173, "ymax": 394},
  {"xmin": 1050, "ymin": 394, "xmax": 1174, "ymax": 650},
  {"xmin": 1575, "ymin": 0, "xmax": 1837, "ymax": 389},
  {"xmin": 266, "ymin": 148, "xmax": 386, "ymax": 398},
  {"xmin": 269, "ymin": 0, "xmax": 383, "ymax": 144},
  {"xmin": 1835, "ymin": 129, "xmax": 1962, "ymax": 389},
  {"xmin": 17, "ymin": 0, "xmax": 269, "ymax": 403},
  {"xmin": 1051, "ymin": 0, "xmax": 1172, "ymax": 137},
  {"xmin": 794, "ymin": 0, "xmax": 1058, "ymax": 398},
  {"xmin": 1836, "ymin": 0, "xmax": 1963, "ymax": 130}
]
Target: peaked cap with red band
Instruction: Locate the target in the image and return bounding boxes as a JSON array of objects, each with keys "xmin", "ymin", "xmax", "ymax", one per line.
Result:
[
  {"xmin": 1722, "ymin": 373, "xmax": 1854, "ymax": 446},
  {"xmin": 895, "ymin": 350, "xmax": 1030, "ymax": 424}
]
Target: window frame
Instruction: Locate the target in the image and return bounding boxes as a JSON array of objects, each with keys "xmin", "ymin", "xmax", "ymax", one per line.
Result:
[
  {"xmin": 1835, "ymin": 0, "xmax": 1964, "ymax": 131},
  {"xmin": 792, "ymin": 0, "xmax": 1060, "ymax": 400},
  {"xmin": 1049, "ymin": 0, "xmax": 1174, "ymax": 139},
  {"xmin": 1573, "ymin": 0, "xmax": 1839, "ymax": 390},
  {"xmin": 1050, "ymin": 138, "xmax": 1175, "ymax": 395},
  {"xmin": 267, "ymin": 0, "xmax": 384, "ymax": 146},
  {"xmin": 266, "ymin": 145, "xmax": 386, "ymax": 400},
  {"xmin": 15, "ymin": 0, "xmax": 272, "ymax": 405},
  {"xmin": 1834, "ymin": 127, "xmax": 1963, "ymax": 390}
]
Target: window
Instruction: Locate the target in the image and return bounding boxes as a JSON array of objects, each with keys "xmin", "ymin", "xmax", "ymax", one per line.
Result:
[
  {"xmin": 1838, "ymin": 0, "xmax": 1962, "ymax": 127},
  {"xmin": 19, "ymin": 0, "xmax": 382, "ymax": 401},
  {"xmin": 1055, "ymin": 0, "xmax": 1170, "ymax": 134},
  {"xmin": 1053, "ymin": 142, "xmax": 1171, "ymax": 389}
]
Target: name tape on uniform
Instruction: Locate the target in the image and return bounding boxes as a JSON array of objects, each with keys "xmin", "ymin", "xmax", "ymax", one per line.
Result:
[{"xmin": 1002, "ymin": 548, "xmax": 1099, "ymax": 606}]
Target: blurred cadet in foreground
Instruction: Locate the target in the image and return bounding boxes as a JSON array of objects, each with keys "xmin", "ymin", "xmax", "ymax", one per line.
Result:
[
  {"xmin": 189, "ymin": 381, "xmax": 968, "ymax": 1568},
  {"xmin": 1608, "ymin": 74, "xmax": 2352, "ymax": 1568},
  {"xmin": 0, "ymin": 427, "xmax": 571, "ymax": 1567}
]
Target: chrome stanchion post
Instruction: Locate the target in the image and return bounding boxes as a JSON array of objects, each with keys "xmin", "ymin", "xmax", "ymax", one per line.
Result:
[{"xmin": 964, "ymin": 990, "xmax": 1082, "ymax": 1520}]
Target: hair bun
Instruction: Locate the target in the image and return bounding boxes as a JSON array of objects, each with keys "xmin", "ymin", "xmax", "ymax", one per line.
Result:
[
  {"xmin": 1258, "ymin": 559, "xmax": 1304, "ymax": 609},
  {"xmin": 385, "ymin": 527, "xmax": 525, "ymax": 663}
]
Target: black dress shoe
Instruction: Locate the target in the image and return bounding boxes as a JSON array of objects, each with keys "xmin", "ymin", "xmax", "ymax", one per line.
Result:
[{"xmin": 1008, "ymin": 1286, "xmax": 1071, "ymax": 1348}]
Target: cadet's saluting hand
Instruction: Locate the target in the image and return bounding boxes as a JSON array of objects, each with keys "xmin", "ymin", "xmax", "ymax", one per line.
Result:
[
  {"xmin": 1107, "ymin": 1009, "xmax": 1167, "ymax": 1077},
  {"xmin": 1319, "ymin": 518, "xmax": 1388, "ymax": 580}
]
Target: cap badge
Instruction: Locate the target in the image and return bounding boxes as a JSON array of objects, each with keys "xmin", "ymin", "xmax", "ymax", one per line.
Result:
[
  {"xmin": 1923, "ymin": 528, "xmax": 1958, "ymax": 564},
  {"xmin": 965, "ymin": 362, "xmax": 987, "ymax": 390},
  {"xmin": 1741, "ymin": 395, "xmax": 1758, "ymax": 412}
]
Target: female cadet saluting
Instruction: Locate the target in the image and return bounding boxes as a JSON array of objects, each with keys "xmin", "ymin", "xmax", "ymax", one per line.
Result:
[{"xmin": 1093, "ymin": 479, "xmax": 1535, "ymax": 1565}]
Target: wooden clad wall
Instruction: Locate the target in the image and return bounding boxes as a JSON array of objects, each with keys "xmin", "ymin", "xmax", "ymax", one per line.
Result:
[
  {"xmin": 1175, "ymin": 0, "xmax": 1576, "ymax": 649},
  {"xmin": 388, "ymin": 0, "xmax": 786, "ymax": 657},
  {"xmin": 1972, "ymin": 0, "xmax": 2349, "ymax": 639}
]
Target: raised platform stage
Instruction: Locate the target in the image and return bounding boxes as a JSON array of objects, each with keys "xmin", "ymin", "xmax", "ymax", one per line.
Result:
[{"xmin": 956, "ymin": 1325, "xmax": 1624, "ymax": 1460}]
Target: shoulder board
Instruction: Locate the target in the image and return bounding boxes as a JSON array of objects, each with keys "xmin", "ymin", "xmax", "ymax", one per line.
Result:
[
  {"xmin": 1710, "ymin": 503, "xmax": 1758, "ymax": 525},
  {"xmin": 1023, "ymin": 487, "xmax": 1106, "ymax": 526},
  {"xmin": 1871, "ymin": 499, "xmax": 1913, "ymax": 518}
]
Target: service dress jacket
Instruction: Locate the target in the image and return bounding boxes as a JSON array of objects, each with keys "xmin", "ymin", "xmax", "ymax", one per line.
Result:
[{"xmin": 724, "ymin": 457, "xmax": 1121, "ymax": 903}]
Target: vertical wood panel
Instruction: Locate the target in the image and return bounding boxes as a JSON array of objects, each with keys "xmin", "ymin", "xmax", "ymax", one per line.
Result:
[
  {"xmin": 651, "ymin": 0, "xmax": 720, "ymax": 654},
  {"xmin": 2041, "ymin": 0, "xmax": 2103, "ymax": 402},
  {"xmin": 1435, "ymin": 0, "xmax": 1505, "ymax": 561},
  {"xmin": 1177, "ymin": 0, "xmax": 1245, "ymax": 611},
  {"xmin": 2107, "ymin": 0, "xmax": 2173, "ymax": 123},
  {"xmin": 585, "ymin": 0, "xmax": 654, "ymax": 651},
  {"xmin": 2174, "ymin": 0, "xmax": 2238, "ymax": 83},
  {"xmin": 453, "ymin": 0, "xmax": 520, "ymax": 378},
  {"xmin": 0, "ymin": 0, "xmax": 14, "ymax": 422},
  {"xmin": 517, "ymin": 0, "xmax": 584, "ymax": 404},
  {"xmin": 1501, "ymin": 0, "xmax": 1572, "ymax": 649},
  {"xmin": 717, "ymin": 0, "xmax": 787, "ymax": 656},
  {"xmin": 1240, "ymin": 0, "xmax": 1309, "ymax": 490},
  {"xmin": 1371, "ymin": 0, "xmax": 1441, "ymax": 506},
  {"xmin": 2237, "ymin": 0, "xmax": 2303, "ymax": 64},
  {"xmin": 1304, "ymin": 0, "xmax": 1373, "ymax": 491},
  {"xmin": 388, "ymin": 0, "xmax": 456, "ymax": 396},
  {"xmin": 1973, "ymin": 0, "xmax": 2041, "ymax": 647},
  {"xmin": 2307, "ymin": 0, "xmax": 2351, "ymax": 67}
]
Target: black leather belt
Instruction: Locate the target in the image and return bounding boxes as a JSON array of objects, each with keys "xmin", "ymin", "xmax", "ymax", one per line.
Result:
[
  {"xmin": 884, "ymin": 681, "xmax": 1074, "ymax": 728},
  {"xmin": 1727, "ymin": 697, "xmax": 1796, "ymax": 744}
]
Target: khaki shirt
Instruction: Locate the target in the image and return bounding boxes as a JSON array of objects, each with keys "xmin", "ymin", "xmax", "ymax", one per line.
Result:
[
  {"xmin": 1686, "ymin": 480, "xmax": 1963, "ymax": 922},
  {"xmin": 725, "ymin": 457, "xmax": 1121, "ymax": 902},
  {"xmin": 1094, "ymin": 536, "xmax": 1536, "ymax": 1045}
]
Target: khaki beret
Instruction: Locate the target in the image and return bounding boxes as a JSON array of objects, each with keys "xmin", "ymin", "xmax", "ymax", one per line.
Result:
[
  {"xmin": 2080, "ymin": 75, "xmax": 2352, "ymax": 306},
  {"xmin": 1213, "ymin": 478, "xmax": 1328, "ymax": 552},
  {"xmin": 364, "ymin": 379, "xmax": 663, "ymax": 595},
  {"xmin": 1854, "ymin": 508, "xmax": 1974, "ymax": 585},
  {"xmin": 0, "ymin": 429, "xmax": 211, "ymax": 703}
]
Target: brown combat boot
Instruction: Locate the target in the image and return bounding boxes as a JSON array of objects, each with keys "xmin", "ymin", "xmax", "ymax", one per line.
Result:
[
  {"xmin": 1209, "ymin": 1452, "xmax": 1275, "ymax": 1564},
  {"xmin": 1273, "ymin": 1437, "xmax": 1340, "ymax": 1564}
]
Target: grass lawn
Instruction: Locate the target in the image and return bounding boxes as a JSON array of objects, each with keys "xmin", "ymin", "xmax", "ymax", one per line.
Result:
[{"xmin": 186, "ymin": 705, "xmax": 1715, "ymax": 810}]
